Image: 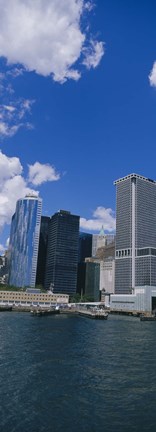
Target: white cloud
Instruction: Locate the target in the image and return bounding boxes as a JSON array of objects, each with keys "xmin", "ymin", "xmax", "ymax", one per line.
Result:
[
  {"xmin": 0, "ymin": 98, "xmax": 34, "ymax": 137},
  {"xmin": 149, "ymin": 62, "xmax": 156, "ymax": 87},
  {"xmin": 7, "ymin": 66, "xmax": 24, "ymax": 78},
  {"xmin": 28, "ymin": 162, "xmax": 60, "ymax": 186},
  {"xmin": 83, "ymin": 40, "xmax": 105, "ymax": 69},
  {"xmin": 80, "ymin": 206, "xmax": 116, "ymax": 232},
  {"xmin": 0, "ymin": 121, "xmax": 22, "ymax": 137},
  {"xmin": 0, "ymin": 150, "xmax": 60, "ymax": 232},
  {"xmin": 0, "ymin": 0, "xmax": 104, "ymax": 83}
]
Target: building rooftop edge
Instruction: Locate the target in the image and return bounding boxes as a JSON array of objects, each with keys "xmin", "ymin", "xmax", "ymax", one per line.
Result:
[{"xmin": 114, "ymin": 173, "xmax": 156, "ymax": 185}]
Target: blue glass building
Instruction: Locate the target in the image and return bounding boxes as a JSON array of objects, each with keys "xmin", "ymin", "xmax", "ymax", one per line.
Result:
[{"xmin": 8, "ymin": 195, "xmax": 42, "ymax": 288}]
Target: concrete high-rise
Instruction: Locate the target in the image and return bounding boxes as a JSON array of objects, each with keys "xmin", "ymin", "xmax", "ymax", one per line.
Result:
[
  {"xmin": 114, "ymin": 173, "xmax": 156, "ymax": 294},
  {"xmin": 8, "ymin": 194, "xmax": 42, "ymax": 288},
  {"xmin": 44, "ymin": 210, "xmax": 80, "ymax": 296}
]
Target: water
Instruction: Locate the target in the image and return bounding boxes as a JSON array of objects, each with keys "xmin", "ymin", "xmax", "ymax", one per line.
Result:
[{"xmin": 0, "ymin": 312, "xmax": 156, "ymax": 432}]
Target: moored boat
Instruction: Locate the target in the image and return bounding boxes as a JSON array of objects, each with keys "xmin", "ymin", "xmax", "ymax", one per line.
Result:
[{"xmin": 140, "ymin": 314, "xmax": 156, "ymax": 321}]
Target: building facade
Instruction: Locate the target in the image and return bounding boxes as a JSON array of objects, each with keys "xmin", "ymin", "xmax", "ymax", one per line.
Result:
[
  {"xmin": 0, "ymin": 252, "xmax": 8, "ymax": 285},
  {"xmin": 77, "ymin": 232, "xmax": 92, "ymax": 295},
  {"xmin": 0, "ymin": 290, "xmax": 69, "ymax": 306},
  {"xmin": 110, "ymin": 286, "xmax": 156, "ymax": 314},
  {"xmin": 84, "ymin": 260, "xmax": 100, "ymax": 302},
  {"xmin": 36, "ymin": 216, "xmax": 50, "ymax": 287},
  {"xmin": 44, "ymin": 210, "xmax": 80, "ymax": 296},
  {"xmin": 115, "ymin": 173, "xmax": 156, "ymax": 294},
  {"xmin": 92, "ymin": 229, "xmax": 115, "ymax": 257},
  {"xmin": 8, "ymin": 194, "xmax": 42, "ymax": 288},
  {"xmin": 78, "ymin": 232, "xmax": 92, "ymax": 263},
  {"xmin": 100, "ymin": 259, "xmax": 115, "ymax": 294}
]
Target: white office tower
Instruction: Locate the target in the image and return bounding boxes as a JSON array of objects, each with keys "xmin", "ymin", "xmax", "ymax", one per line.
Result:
[
  {"xmin": 8, "ymin": 194, "xmax": 42, "ymax": 288},
  {"xmin": 114, "ymin": 174, "xmax": 156, "ymax": 294}
]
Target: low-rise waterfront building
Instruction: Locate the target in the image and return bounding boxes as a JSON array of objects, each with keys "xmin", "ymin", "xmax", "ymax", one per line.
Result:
[
  {"xmin": 110, "ymin": 285, "xmax": 156, "ymax": 314},
  {"xmin": 0, "ymin": 291, "xmax": 69, "ymax": 307}
]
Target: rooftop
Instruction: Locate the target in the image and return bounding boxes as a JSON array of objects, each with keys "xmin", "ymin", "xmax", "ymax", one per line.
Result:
[{"xmin": 114, "ymin": 173, "xmax": 156, "ymax": 185}]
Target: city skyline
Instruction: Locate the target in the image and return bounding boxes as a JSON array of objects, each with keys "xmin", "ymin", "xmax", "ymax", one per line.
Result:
[{"xmin": 1, "ymin": 0, "xmax": 156, "ymax": 251}]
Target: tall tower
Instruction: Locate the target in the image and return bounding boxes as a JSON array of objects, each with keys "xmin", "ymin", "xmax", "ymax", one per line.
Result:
[
  {"xmin": 92, "ymin": 228, "xmax": 115, "ymax": 257},
  {"xmin": 8, "ymin": 194, "xmax": 42, "ymax": 288},
  {"xmin": 36, "ymin": 216, "xmax": 50, "ymax": 287},
  {"xmin": 44, "ymin": 210, "xmax": 80, "ymax": 296},
  {"xmin": 114, "ymin": 173, "xmax": 156, "ymax": 294}
]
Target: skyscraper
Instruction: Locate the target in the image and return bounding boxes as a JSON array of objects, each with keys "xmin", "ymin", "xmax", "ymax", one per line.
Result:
[
  {"xmin": 44, "ymin": 210, "xmax": 80, "ymax": 295},
  {"xmin": 77, "ymin": 232, "xmax": 92, "ymax": 295},
  {"xmin": 92, "ymin": 228, "xmax": 115, "ymax": 257},
  {"xmin": 114, "ymin": 173, "xmax": 156, "ymax": 294},
  {"xmin": 84, "ymin": 259, "xmax": 100, "ymax": 302},
  {"xmin": 8, "ymin": 194, "xmax": 42, "ymax": 288},
  {"xmin": 36, "ymin": 216, "xmax": 50, "ymax": 287},
  {"xmin": 78, "ymin": 232, "xmax": 92, "ymax": 263}
]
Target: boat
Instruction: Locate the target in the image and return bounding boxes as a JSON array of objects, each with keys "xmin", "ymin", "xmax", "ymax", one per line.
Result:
[
  {"xmin": 78, "ymin": 309, "xmax": 108, "ymax": 320},
  {"xmin": 30, "ymin": 308, "xmax": 60, "ymax": 316},
  {"xmin": 0, "ymin": 305, "xmax": 12, "ymax": 312},
  {"xmin": 140, "ymin": 314, "xmax": 156, "ymax": 321}
]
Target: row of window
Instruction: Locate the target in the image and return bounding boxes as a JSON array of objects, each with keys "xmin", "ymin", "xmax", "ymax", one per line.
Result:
[
  {"xmin": 116, "ymin": 248, "xmax": 156, "ymax": 258},
  {"xmin": 0, "ymin": 292, "xmax": 68, "ymax": 299},
  {"xmin": 116, "ymin": 249, "xmax": 131, "ymax": 258}
]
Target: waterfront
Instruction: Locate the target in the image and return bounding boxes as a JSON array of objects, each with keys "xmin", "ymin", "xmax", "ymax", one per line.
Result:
[{"xmin": 0, "ymin": 313, "xmax": 156, "ymax": 432}]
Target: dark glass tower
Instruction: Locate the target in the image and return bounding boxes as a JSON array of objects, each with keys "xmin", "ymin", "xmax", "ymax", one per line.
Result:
[
  {"xmin": 78, "ymin": 232, "xmax": 92, "ymax": 263},
  {"xmin": 36, "ymin": 216, "xmax": 50, "ymax": 287},
  {"xmin": 85, "ymin": 261, "xmax": 100, "ymax": 302},
  {"xmin": 114, "ymin": 174, "xmax": 156, "ymax": 294},
  {"xmin": 44, "ymin": 210, "xmax": 80, "ymax": 295},
  {"xmin": 77, "ymin": 232, "xmax": 92, "ymax": 295}
]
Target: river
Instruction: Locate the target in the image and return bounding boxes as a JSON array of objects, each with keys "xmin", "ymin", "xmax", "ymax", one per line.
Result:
[{"xmin": 0, "ymin": 312, "xmax": 155, "ymax": 432}]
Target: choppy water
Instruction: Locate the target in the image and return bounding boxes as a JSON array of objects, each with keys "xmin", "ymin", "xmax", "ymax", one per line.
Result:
[{"xmin": 0, "ymin": 312, "xmax": 156, "ymax": 432}]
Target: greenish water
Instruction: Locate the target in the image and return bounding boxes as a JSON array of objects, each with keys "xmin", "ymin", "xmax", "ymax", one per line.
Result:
[{"xmin": 0, "ymin": 312, "xmax": 155, "ymax": 432}]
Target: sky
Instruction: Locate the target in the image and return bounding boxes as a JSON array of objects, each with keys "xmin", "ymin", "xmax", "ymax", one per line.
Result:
[{"xmin": 0, "ymin": 0, "xmax": 156, "ymax": 252}]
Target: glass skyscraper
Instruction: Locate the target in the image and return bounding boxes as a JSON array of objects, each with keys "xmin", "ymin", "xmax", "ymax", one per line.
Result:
[
  {"xmin": 8, "ymin": 194, "xmax": 42, "ymax": 288},
  {"xmin": 44, "ymin": 210, "xmax": 80, "ymax": 295},
  {"xmin": 114, "ymin": 173, "xmax": 156, "ymax": 294},
  {"xmin": 36, "ymin": 216, "xmax": 50, "ymax": 287}
]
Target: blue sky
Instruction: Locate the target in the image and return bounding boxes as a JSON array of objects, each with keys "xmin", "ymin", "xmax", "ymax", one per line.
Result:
[{"xmin": 0, "ymin": 0, "xmax": 156, "ymax": 251}]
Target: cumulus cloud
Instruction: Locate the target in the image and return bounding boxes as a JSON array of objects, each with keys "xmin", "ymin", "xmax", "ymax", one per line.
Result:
[
  {"xmin": 149, "ymin": 62, "xmax": 156, "ymax": 87},
  {"xmin": 80, "ymin": 206, "xmax": 116, "ymax": 232},
  {"xmin": 0, "ymin": 150, "xmax": 60, "ymax": 232},
  {"xmin": 0, "ymin": 0, "xmax": 104, "ymax": 83},
  {"xmin": 28, "ymin": 162, "xmax": 60, "ymax": 185}
]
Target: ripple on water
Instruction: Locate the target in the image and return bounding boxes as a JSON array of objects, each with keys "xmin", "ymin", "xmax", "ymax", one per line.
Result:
[{"xmin": 0, "ymin": 313, "xmax": 156, "ymax": 432}]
